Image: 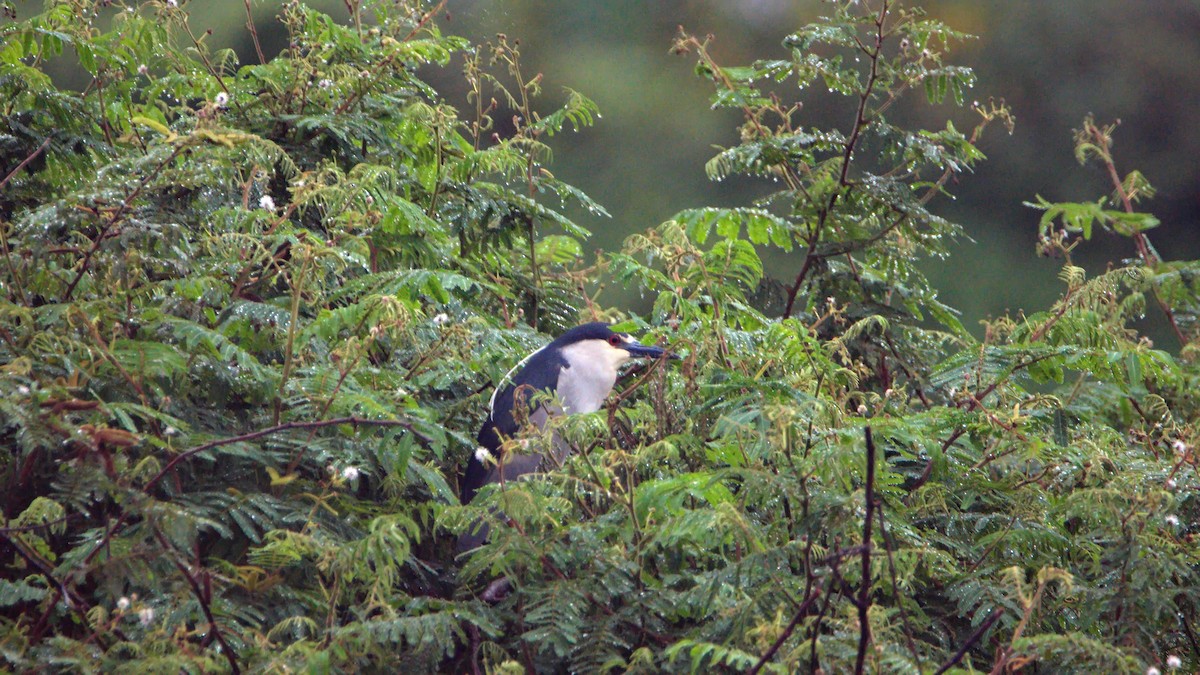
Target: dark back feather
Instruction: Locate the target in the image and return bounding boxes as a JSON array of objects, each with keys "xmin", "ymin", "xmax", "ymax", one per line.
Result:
[{"xmin": 459, "ymin": 323, "xmax": 615, "ymax": 504}]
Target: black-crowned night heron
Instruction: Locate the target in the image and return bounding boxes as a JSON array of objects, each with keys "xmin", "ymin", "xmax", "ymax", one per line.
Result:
[{"xmin": 458, "ymin": 322, "xmax": 676, "ymax": 550}]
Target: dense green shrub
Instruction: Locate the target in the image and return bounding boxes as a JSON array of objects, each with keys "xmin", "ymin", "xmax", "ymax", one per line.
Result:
[{"xmin": 1, "ymin": 1, "xmax": 1197, "ymax": 672}]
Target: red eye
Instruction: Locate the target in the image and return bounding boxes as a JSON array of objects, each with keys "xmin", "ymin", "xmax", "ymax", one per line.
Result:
[{"xmin": 608, "ymin": 334, "xmax": 623, "ymax": 347}]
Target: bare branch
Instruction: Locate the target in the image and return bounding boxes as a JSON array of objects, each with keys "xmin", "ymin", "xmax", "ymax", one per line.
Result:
[
  {"xmin": 747, "ymin": 589, "xmax": 823, "ymax": 675},
  {"xmin": 934, "ymin": 607, "xmax": 1003, "ymax": 675},
  {"xmin": 854, "ymin": 426, "xmax": 877, "ymax": 674}
]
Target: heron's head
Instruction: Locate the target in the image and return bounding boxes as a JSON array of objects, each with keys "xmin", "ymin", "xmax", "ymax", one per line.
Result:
[{"xmin": 552, "ymin": 322, "xmax": 678, "ymax": 370}]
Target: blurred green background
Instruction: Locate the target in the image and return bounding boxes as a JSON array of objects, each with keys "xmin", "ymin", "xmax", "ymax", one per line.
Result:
[
  {"xmin": 15, "ymin": 0, "xmax": 1199, "ymax": 336},
  {"xmin": 435, "ymin": 0, "xmax": 1200, "ymax": 336}
]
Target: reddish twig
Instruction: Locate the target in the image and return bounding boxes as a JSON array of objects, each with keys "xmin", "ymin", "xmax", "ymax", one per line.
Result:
[
  {"xmin": 2, "ymin": 531, "xmax": 112, "ymax": 643},
  {"xmin": 1176, "ymin": 599, "xmax": 1200, "ymax": 664},
  {"xmin": 333, "ymin": 0, "xmax": 449, "ymax": 116},
  {"xmin": 783, "ymin": 1, "xmax": 890, "ymax": 319},
  {"xmin": 243, "ymin": 0, "xmax": 266, "ymax": 65},
  {"xmin": 747, "ymin": 589, "xmax": 823, "ymax": 675},
  {"xmin": 402, "ymin": 0, "xmax": 449, "ymax": 42},
  {"xmin": 0, "ymin": 135, "xmax": 52, "ymax": 191},
  {"xmin": 876, "ymin": 491, "xmax": 922, "ymax": 669},
  {"xmin": 808, "ymin": 561, "xmax": 842, "ymax": 672},
  {"xmin": 934, "ymin": 607, "xmax": 1003, "ymax": 674},
  {"xmin": 62, "ymin": 144, "xmax": 186, "ymax": 301},
  {"xmin": 152, "ymin": 528, "xmax": 241, "ymax": 674},
  {"xmin": 1087, "ymin": 122, "xmax": 1187, "ymax": 347},
  {"xmin": 144, "ymin": 416, "xmax": 433, "ymax": 492},
  {"xmin": 854, "ymin": 426, "xmax": 877, "ymax": 674}
]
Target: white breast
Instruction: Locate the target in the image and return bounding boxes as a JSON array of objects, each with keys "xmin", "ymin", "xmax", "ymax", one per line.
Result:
[{"xmin": 555, "ymin": 339, "xmax": 631, "ymax": 414}]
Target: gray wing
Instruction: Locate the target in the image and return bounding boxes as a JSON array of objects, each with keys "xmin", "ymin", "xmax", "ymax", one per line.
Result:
[
  {"xmin": 457, "ymin": 372, "xmax": 577, "ymax": 553},
  {"xmin": 461, "ymin": 346, "xmax": 567, "ymax": 505},
  {"xmin": 458, "ymin": 351, "xmax": 573, "ymax": 552}
]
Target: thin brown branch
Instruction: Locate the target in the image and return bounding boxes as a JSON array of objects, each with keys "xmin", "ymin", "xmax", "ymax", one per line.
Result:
[
  {"xmin": 1, "ymin": 135, "xmax": 54, "ymax": 302},
  {"xmin": 746, "ymin": 589, "xmax": 823, "ymax": 675},
  {"xmin": 854, "ymin": 426, "xmax": 877, "ymax": 674},
  {"xmin": 402, "ymin": 0, "xmax": 449, "ymax": 42},
  {"xmin": 2, "ymin": 532, "xmax": 74, "ymax": 604},
  {"xmin": 144, "ymin": 416, "xmax": 433, "ymax": 492},
  {"xmin": 1087, "ymin": 122, "xmax": 1188, "ymax": 347},
  {"xmin": 62, "ymin": 144, "xmax": 186, "ymax": 301},
  {"xmin": 0, "ymin": 513, "xmax": 78, "ymax": 534},
  {"xmin": 333, "ymin": 0, "xmax": 449, "ymax": 116},
  {"xmin": 968, "ymin": 515, "xmax": 1018, "ymax": 573},
  {"xmin": 808, "ymin": 563, "xmax": 841, "ymax": 672},
  {"xmin": 152, "ymin": 528, "xmax": 241, "ymax": 674},
  {"xmin": 0, "ymin": 135, "xmax": 52, "ymax": 191},
  {"xmin": 875, "ymin": 492, "xmax": 922, "ymax": 669},
  {"xmin": 784, "ymin": 1, "xmax": 889, "ymax": 319},
  {"xmin": 243, "ymin": 0, "xmax": 266, "ymax": 65},
  {"xmin": 180, "ymin": 19, "xmax": 230, "ymax": 97},
  {"xmin": 934, "ymin": 607, "xmax": 1003, "ymax": 675},
  {"xmin": 782, "ymin": 229, "xmax": 821, "ymax": 318},
  {"xmin": 1177, "ymin": 599, "xmax": 1200, "ymax": 665}
]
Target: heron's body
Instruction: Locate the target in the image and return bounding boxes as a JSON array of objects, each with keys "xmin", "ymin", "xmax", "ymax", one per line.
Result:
[{"xmin": 458, "ymin": 322, "xmax": 673, "ymax": 550}]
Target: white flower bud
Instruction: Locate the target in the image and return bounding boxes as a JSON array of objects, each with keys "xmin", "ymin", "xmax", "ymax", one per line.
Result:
[
  {"xmin": 117, "ymin": 597, "xmax": 130, "ymax": 611},
  {"xmin": 214, "ymin": 91, "xmax": 228, "ymax": 107},
  {"xmin": 138, "ymin": 607, "xmax": 155, "ymax": 626},
  {"xmin": 258, "ymin": 195, "xmax": 276, "ymax": 212},
  {"xmin": 1166, "ymin": 655, "xmax": 1182, "ymax": 669},
  {"xmin": 474, "ymin": 447, "xmax": 493, "ymax": 463},
  {"xmin": 341, "ymin": 466, "xmax": 360, "ymax": 481}
]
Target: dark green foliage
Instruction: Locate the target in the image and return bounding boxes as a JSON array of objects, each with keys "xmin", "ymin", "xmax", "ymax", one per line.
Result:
[{"xmin": 1, "ymin": 1, "xmax": 1197, "ymax": 673}]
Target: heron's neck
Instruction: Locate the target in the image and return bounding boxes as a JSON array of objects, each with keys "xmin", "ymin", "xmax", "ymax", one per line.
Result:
[{"xmin": 557, "ymin": 340, "xmax": 629, "ymax": 413}]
